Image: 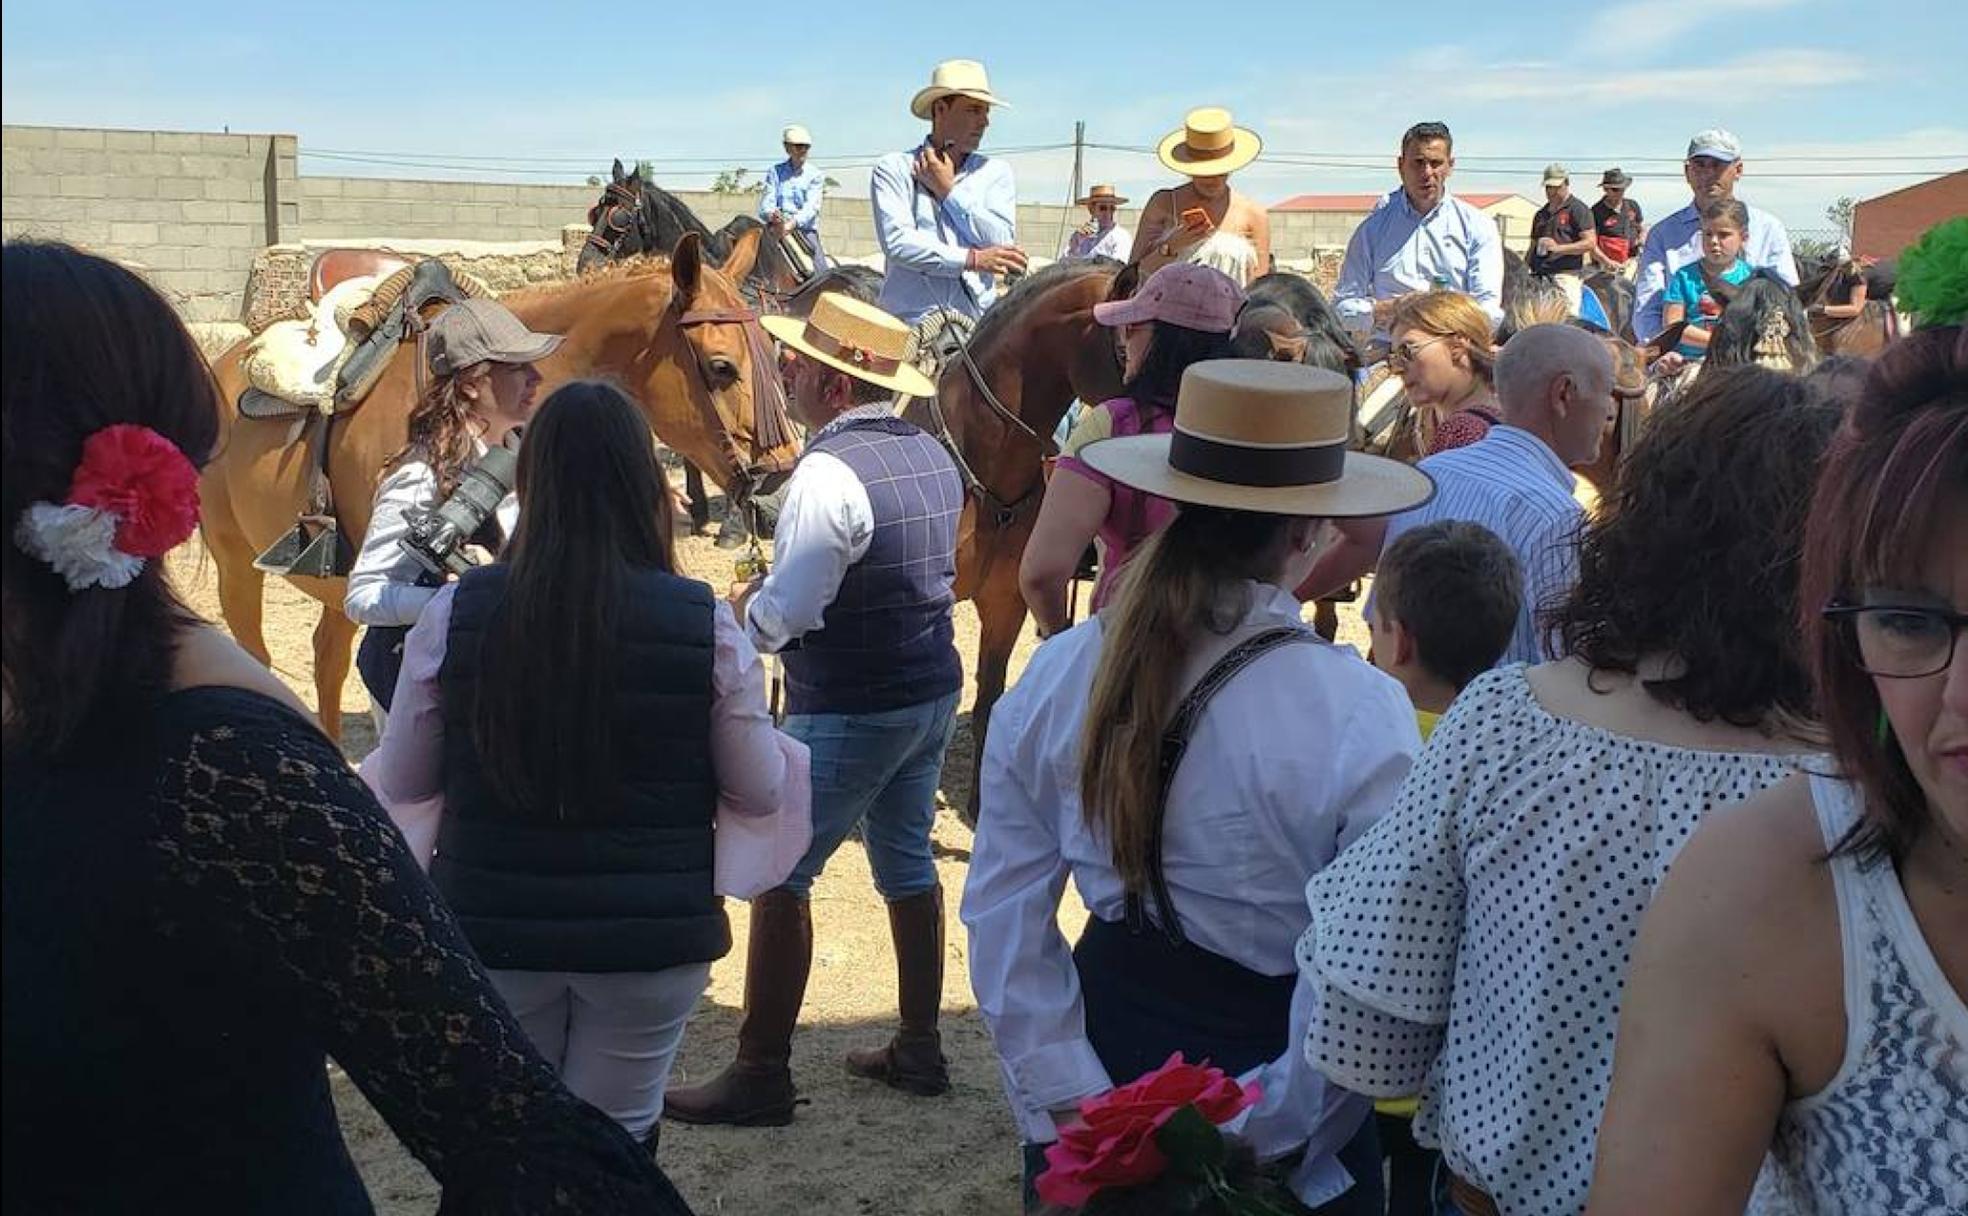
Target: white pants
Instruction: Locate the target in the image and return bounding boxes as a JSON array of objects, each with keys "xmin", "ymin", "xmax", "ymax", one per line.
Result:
[{"xmin": 489, "ymin": 963, "xmax": 713, "ymax": 1139}]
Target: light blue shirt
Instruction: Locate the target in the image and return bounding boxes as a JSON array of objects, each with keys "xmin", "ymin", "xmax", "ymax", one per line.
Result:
[
  {"xmin": 1376, "ymin": 425, "xmax": 1583, "ymax": 665},
  {"xmin": 1633, "ymin": 199, "xmax": 1797, "ymax": 342},
  {"xmin": 871, "ymin": 145, "xmax": 1017, "ymax": 323},
  {"xmin": 758, "ymin": 159, "xmax": 826, "ymax": 237},
  {"xmin": 1334, "ymin": 189, "xmax": 1506, "ymax": 337}
]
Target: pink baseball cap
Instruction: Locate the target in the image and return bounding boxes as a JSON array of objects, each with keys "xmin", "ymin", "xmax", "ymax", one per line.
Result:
[{"xmin": 1093, "ymin": 262, "xmax": 1243, "ymax": 333}]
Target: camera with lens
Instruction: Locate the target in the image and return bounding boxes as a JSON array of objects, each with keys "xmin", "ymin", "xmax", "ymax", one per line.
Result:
[{"xmin": 399, "ymin": 434, "xmax": 520, "ymax": 579}]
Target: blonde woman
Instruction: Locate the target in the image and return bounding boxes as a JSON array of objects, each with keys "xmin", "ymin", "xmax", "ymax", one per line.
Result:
[
  {"xmin": 1386, "ymin": 291, "xmax": 1499, "ymax": 454},
  {"xmin": 966, "ymin": 361, "xmax": 1433, "ymax": 1213},
  {"xmin": 1128, "ymin": 108, "xmax": 1271, "ymax": 285}
]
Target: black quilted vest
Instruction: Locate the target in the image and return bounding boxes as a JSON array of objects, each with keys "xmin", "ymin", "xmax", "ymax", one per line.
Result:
[{"xmin": 432, "ymin": 563, "xmax": 727, "ymax": 973}]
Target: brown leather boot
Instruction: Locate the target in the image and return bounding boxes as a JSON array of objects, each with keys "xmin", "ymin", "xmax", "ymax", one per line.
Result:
[
  {"xmin": 662, "ymin": 890, "xmax": 812, "ymax": 1126},
  {"xmin": 845, "ymin": 885, "xmax": 951, "ymax": 1096}
]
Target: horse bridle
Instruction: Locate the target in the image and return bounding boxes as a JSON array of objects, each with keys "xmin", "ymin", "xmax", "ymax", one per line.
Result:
[
  {"xmin": 673, "ymin": 299, "xmax": 798, "ymax": 508},
  {"xmin": 585, "ymin": 182, "xmax": 655, "ymax": 258},
  {"xmin": 919, "ymin": 320, "xmax": 1056, "ymax": 528}
]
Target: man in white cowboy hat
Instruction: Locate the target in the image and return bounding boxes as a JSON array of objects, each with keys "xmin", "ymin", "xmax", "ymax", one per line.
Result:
[
  {"xmin": 871, "ymin": 58, "xmax": 1026, "ymax": 324},
  {"xmin": 1062, "ymin": 184, "xmax": 1132, "ymax": 261},
  {"xmin": 1633, "ymin": 128, "xmax": 1799, "ymax": 345},
  {"xmin": 1298, "ymin": 324, "xmax": 1616, "ymax": 666},
  {"xmin": 664, "ymin": 292, "xmax": 966, "ymax": 1128},
  {"xmin": 759, "ymin": 124, "xmax": 829, "ymax": 272},
  {"xmin": 1528, "ymin": 163, "xmax": 1598, "ymax": 314},
  {"xmin": 1334, "ymin": 120, "xmax": 1504, "ymax": 340},
  {"xmin": 1128, "ymin": 107, "xmax": 1270, "ymax": 284}
]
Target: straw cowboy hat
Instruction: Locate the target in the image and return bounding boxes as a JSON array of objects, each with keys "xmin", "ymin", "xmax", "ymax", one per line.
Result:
[
  {"xmin": 1077, "ymin": 183, "xmax": 1129, "ymax": 208},
  {"xmin": 1078, "ymin": 360, "xmax": 1435, "ymax": 516},
  {"xmin": 782, "ymin": 124, "xmax": 813, "ymax": 147},
  {"xmin": 761, "ymin": 291, "xmax": 937, "ymax": 399},
  {"xmin": 910, "ymin": 59, "xmax": 1010, "ymax": 120},
  {"xmin": 1157, "ymin": 108, "xmax": 1262, "ymax": 177}
]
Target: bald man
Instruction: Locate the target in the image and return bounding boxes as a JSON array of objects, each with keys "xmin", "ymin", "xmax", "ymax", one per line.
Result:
[{"xmin": 1300, "ymin": 324, "xmax": 1614, "ymax": 664}]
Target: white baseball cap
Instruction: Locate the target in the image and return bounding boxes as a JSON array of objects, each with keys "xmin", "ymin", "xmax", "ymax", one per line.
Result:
[
  {"xmin": 782, "ymin": 124, "xmax": 813, "ymax": 147},
  {"xmin": 1686, "ymin": 128, "xmax": 1742, "ymax": 163}
]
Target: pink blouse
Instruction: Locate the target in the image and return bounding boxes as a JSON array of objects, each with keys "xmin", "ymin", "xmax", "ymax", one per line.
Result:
[
  {"xmin": 1054, "ymin": 397, "xmax": 1181, "ymax": 610},
  {"xmin": 362, "ymin": 582, "xmax": 795, "ymax": 869}
]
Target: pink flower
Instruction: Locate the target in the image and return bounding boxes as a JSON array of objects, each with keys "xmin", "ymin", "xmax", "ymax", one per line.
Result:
[
  {"xmin": 66, "ymin": 424, "xmax": 201, "ymax": 558},
  {"xmin": 1034, "ymin": 1054, "xmax": 1261, "ymax": 1209}
]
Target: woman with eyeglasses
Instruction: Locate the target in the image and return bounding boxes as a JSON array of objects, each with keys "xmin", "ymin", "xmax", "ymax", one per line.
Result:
[
  {"xmin": 1297, "ymin": 365, "xmax": 1841, "ymax": 1215},
  {"xmin": 1590, "ymin": 325, "xmax": 1966, "ymax": 1215},
  {"xmin": 1385, "ymin": 291, "xmax": 1500, "ymax": 456}
]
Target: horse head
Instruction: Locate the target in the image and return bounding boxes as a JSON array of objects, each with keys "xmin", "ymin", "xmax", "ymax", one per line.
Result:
[
  {"xmin": 577, "ymin": 159, "xmax": 660, "ymax": 275},
  {"xmin": 1244, "ymin": 271, "xmax": 1362, "ymax": 374},
  {"xmin": 650, "ymin": 231, "xmax": 799, "ymax": 505},
  {"xmin": 1709, "ymin": 271, "xmax": 1818, "ymax": 372}
]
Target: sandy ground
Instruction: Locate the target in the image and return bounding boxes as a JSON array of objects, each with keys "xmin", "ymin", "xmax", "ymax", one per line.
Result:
[{"xmin": 168, "ymin": 491, "xmax": 1368, "ymax": 1216}]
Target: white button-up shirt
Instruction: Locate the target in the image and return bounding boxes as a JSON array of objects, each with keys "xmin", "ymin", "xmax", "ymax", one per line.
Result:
[
  {"xmin": 1633, "ymin": 198, "xmax": 1799, "ymax": 341},
  {"xmin": 1062, "ymin": 223, "xmax": 1132, "ymax": 261},
  {"xmin": 1335, "ymin": 189, "xmax": 1505, "ymax": 337},
  {"xmin": 871, "ymin": 145, "xmax": 1017, "ymax": 323},
  {"xmin": 741, "ymin": 408, "xmax": 882, "ymax": 654},
  {"xmin": 963, "ymin": 582, "xmax": 1420, "ymax": 1206}
]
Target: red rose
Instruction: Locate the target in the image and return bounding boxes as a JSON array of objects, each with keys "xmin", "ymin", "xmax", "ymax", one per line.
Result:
[
  {"xmin": 1034, "ymin": 1055, "xmax": 1261, "ymax": 1209},
  {"xmin": 66, "ymin": 424, "xmax": 201, "ymax": 558}
]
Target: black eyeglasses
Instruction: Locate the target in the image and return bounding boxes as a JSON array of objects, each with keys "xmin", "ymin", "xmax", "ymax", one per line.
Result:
[{"xmin": 1823, "ymin": 602, "xmax": 1968, "ymax": 678}]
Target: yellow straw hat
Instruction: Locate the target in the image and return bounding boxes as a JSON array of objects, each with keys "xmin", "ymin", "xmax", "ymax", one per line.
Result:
[
  {"xmin": 1156, "ymin": 108, "xmax": 1262, "ymax": 177},
  {"xmin": 760, "ymin": 292, "xmax": 937, "ymax": 398}
]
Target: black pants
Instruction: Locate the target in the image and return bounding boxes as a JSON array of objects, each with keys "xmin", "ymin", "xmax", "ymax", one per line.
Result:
[{"xmin": 355, "ymin": 625, "xmax": 410, "ymax": 712}]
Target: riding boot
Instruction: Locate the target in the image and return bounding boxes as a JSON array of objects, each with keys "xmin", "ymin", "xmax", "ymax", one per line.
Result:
[
  {"xmin": 844, "ymin": 886, "xmax": 951, "ymax": 1096},
  {"xmin": 662, "ymin": 890, "xmax": 812, "ymax": 1126}
]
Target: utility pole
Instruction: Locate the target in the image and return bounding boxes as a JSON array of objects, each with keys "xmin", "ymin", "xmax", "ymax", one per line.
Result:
[{"xmin": 1070, "ymin": 121, "xmax": 1085, "ymax": 204}]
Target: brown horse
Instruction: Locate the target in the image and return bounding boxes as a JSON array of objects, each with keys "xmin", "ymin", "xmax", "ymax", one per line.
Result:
[
  {"xmin": 900, "ymin": 259, "xmax": 1133, "ymax": 818},
  {"xmin": 199, "ymin": 229, "xmax": 796, "ymax": 738}
]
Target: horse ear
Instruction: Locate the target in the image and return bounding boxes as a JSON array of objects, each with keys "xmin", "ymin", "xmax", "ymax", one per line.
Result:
[
  {"xmin": 722, "ymin": 224, "xmax": 761, "ymax": 284},
  {"xmin": 611, "ymin": 158, "xmax": 626, "ymax": 184},
  {"xmin": 1269, "ymin": 331, "xmax": 1309, "ymax": 363},
  {"xmin": 673, "ymin": 231, "xmax": 704, "ymax": 297},
  {"xmin": 1109, "ymin": 261, "xmax": 1142, "ymax": 302}
]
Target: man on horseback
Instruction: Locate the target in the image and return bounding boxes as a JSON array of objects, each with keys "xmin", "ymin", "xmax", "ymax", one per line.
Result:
[
  {"xmin": 1528, "ymin": 163, "xmax": 1599, "ymax": 316},
  {"xmin": 1334, "ymin": 121, "xmax": 1505, "ymax": 342},
  {"xmin": 871, "ymin": 58, "xmax": 1026, "ymax": 326},
  {"xmin": 760, "ymin": 124, "xmax": 828, "ymax": 273},
  {"xmin": 1633, "ymin": 129, "xmax": 1800, "ymax": 347},
  {"xmin": 665, "ymin": 292, "xmax": 965, "ymax": 1127},
  {"xmin": 1590, "ymin": 168, "xmax": 1646, "ymax": 279}
]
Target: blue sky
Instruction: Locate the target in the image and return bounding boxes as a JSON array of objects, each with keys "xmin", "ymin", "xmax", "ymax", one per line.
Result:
[{"xmin": 5, "ymin": 0, "xmax": 1963, "ymax": 234}]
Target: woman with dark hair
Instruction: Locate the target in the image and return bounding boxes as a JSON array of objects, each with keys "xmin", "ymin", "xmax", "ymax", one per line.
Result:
[
  {"xmin": 1019, "ymin": 262, "xmax": 1242, "ymax": 635},
  {"xmin": 1298, "ymin": 365, "xmax": 1842, "ymax": 1216},
  {"xmin": 969, "ymin": 361, "xmax": 1434, "ymax": 1212},
  {"xmin": 345, "ymin": 297, "xmax": 562, "ymax": 717},
  {"xmin": 1, "ymin": 242, "xmax": 691, "ymax": 1211},
  {"xmin": 1591, "ymin": 326, "xmax": 1966, "ymax": 1215},
  {"xmin": 362, "ymin": 379, "xmax": 798, "ymax": 1149}
]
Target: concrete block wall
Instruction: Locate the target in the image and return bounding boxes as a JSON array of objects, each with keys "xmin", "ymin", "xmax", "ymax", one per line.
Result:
[{"xmin": 2, "ymin": 125, "xmax": 298, "ymax": 322}]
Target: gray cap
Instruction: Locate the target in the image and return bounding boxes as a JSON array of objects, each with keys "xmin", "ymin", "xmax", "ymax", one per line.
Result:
[
  {"xmin": 425, "ymin": 299, "xmax": 563, "ymax": 377},
  {"xmin": 1541, "ymin": 162, "xmax": 1569, "ymax": 185},
  {"xmin": 1685, "ymin": 128, "xmax": 1743, "ymax": 163}
]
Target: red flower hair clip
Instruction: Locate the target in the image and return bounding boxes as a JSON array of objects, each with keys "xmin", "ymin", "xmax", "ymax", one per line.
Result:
[{"xmin": 14, "ymin": 424, "xmax": 201, "ymax": 591}]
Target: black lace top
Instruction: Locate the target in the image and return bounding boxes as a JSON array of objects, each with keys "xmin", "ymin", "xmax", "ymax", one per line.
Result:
[{"xmin": 2, "ymin": 686, "xmax": 692, "ymax": 1214}]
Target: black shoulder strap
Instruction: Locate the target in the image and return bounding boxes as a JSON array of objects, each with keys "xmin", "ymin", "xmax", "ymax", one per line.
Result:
[{"xmin": 1125, "ymin": 626, "xmax": 1318, "ymax": 944}]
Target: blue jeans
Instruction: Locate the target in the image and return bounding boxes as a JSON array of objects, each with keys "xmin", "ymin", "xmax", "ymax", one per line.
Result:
[{"xmin": 778, "ymin": 692, "xmax": 958, "ymax": 900}]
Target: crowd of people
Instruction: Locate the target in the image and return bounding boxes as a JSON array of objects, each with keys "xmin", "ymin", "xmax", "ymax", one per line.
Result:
[{"xmin": 4, "ymin": 52, "xmax": 1965, "ymax": 1216}]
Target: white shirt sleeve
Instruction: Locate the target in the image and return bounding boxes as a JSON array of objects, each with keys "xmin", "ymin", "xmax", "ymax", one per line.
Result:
[
  {"xmin": 962, "ymin": 669, "xmax": 1113, "ymax": 1144},
  {"xmin": 743, "ymin": 451, "xmax": 872, "ymax": 653},
  {"xmin": 344, "ymin": 462, "xmax": 442, "ymax": 627},
  {"xmin": 1465, "ymin": 208, "xmax": 1506, "ymax": 324}
]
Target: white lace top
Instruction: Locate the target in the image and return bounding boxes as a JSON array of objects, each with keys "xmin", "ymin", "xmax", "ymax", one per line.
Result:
[
  {"xmin": 1297, "ymin": 664, "xmax": 1802, "ymax": 1215},
  {"xmin": 1749, "ymin": 775, "xmax": 1968, "ymax": 1215}
]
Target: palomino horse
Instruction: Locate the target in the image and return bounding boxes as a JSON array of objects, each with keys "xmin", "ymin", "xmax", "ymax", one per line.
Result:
[
  {"xmin": 898, "ymin": 259, "xmax": 1133, "ymax": 819},
  {"xmin": 200, "ymin": 230, "xmax": 797, "ymax": 739}
]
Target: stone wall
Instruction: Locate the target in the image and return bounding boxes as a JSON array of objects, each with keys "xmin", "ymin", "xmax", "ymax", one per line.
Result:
[
  {"xmin": 2, "ymin": 125, "xmax": 299, "ymax": 322},
  {"xmin": 242, "ymin": 229, "xmax": 589, "ymax": 331}
]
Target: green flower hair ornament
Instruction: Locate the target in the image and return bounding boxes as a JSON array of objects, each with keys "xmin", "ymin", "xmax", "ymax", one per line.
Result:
[{"xmin": 1895, "ymin": 215, "xmax": 1968, "ymax": 329}]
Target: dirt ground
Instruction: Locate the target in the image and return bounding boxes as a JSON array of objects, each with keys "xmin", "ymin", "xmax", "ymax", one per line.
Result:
[{"xmin": 168, "ymin": 492, "xmax": 1368, "ymax": 1216}]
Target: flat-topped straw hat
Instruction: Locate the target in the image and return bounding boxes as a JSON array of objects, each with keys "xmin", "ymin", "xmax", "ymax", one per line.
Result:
[
  {"xmin": 910, "ymin": 59, "xmax": 1010, "ymax": 120},
  {"xmin": 1077, "ymin": 183, "xmax": 1129, "ymax": 208},
  {"xmin": 1157, "ymin": 108, "xmax": 1262, "ymax": 177},
  {"xmin": 760, "ymin": 292, "xmax": 937, "ymax": 398},
  {"xmin": 1078, "ymin": 360, "xmax": 1435, "ymax": 516}
]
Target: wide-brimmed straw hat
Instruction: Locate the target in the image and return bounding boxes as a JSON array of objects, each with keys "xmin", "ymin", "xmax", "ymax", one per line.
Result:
[
  {"xmin": 1157, "ymin": 108, "xmax": 1262, "ymax": 177},
  {"xmin": 761, "ymin": 292, "xmax": 937, "ymax": 398},
  {"xmin": 1078, "ymin": 183, "xmax": 1129, "ymax": 208},
  {"xmin": 910, "ymin": 59, "xmax": 1010, "ymax": 120},
  {"xmin": 1078, "ymin": 360, "xmax": 1435, "ymax": 517}
]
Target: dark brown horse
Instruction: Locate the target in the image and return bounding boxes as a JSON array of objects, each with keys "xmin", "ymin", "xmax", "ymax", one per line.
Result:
[
  {"xmin": 201, "ymin": 231, "xmax": 796, "ymax": 738},
  {"xmin": 900, "ymin": 259, "xmax": 1133, "ymax": 817}
]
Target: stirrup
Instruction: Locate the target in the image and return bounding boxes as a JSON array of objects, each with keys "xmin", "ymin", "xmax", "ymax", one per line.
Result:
[{"xmin": 253, "ymin": 515, "xmax": 343, "ymax": 578}]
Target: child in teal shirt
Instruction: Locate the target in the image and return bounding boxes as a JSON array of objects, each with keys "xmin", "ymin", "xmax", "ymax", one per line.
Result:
[{"xmin": 1662, "ymin": 197, "xmax": 1753, "ymax": 359}]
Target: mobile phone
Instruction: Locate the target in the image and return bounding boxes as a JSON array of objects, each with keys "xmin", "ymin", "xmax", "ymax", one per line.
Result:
[{"xmin": 1180, "ymin": 206, "xmax": 1213, "ymax": 232}]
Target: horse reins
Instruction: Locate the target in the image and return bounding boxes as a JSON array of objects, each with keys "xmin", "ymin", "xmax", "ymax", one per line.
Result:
[{"xmin": 674, "ymin": 300, "xmax": 798, "ymax": 513}]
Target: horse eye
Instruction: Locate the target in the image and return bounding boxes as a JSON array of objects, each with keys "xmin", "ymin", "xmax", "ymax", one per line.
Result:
[{"xmin": 707, "ymin": 356, "xmax": 740, "ymax": 385}]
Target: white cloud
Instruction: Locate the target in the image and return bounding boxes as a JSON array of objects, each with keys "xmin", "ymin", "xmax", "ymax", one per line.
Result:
[
  {"xmin": 1454, "ymin": 49, "xmax": 1862, "ymax": 105},
  {"xmin": 1580, "ymin": 0, "xmax": 1804, "ymax": 58}
]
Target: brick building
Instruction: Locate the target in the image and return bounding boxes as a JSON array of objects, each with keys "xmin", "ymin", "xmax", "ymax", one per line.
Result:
[{"xmin": 1852, "ymin": 171, "xmax": 1968, "ymax": 260}]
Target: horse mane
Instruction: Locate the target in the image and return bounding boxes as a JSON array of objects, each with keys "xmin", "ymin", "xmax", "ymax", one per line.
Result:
[
  {"xmin": 968, "ymin": 257, "xmax": 1120, "ymax": 351},
  {"xmin": 1709, "ymin": 271, "xmax": 1818, "ymax": 372},
  {"xmin": 505, "ymin": 253, "xmax": 673, "ymax": 304},
  {"xmin": 1244, "ymin": 270, "xmax": 1360, "ymax": 371}
]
